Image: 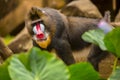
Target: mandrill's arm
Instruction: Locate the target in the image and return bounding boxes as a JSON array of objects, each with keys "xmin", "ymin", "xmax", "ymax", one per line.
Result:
[{"xmin": 52, "ymin": 38, "xmax": 75, "ymax": 65}]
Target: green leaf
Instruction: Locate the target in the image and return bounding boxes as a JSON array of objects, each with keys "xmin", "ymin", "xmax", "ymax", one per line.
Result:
[
  {"xmin": 82, "ymin": 29, "xmax": 107, "ymax": 50},
  {"xmin": 69, "ymin": 62, "xmax": 100, "ymax": 80},
  {"xmin": 16, "ymin": 52, "xmax": 31, "ymax": 71},
  {"xmin": 0, "ymin": 58, "xmax": 11, "ymax": 80},
  {"xmin": 8, "ymin": 57, "xmax": 34, "ymax": 80},
  {"xmin": 8, "ymin": 47, "xmax": 70, "ymax": 80},
  {"xmin": 104, "ymin": 28, "xmax": 120, "ymax": 57},
  {"xmin": 0, "ymin": 53, "xmax": 28, "ymax": 80},
  {"xmin": 108, "ymin": 67, "xmax": 120, "ymax": 80}
]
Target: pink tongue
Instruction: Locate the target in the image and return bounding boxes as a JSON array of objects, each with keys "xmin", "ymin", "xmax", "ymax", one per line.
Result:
[{"xmin": 36, "ymin": 23, "xmax": 44, "ymax": 39}]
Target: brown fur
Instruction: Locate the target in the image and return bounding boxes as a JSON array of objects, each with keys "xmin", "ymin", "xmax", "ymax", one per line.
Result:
[{"xmin": 25, "ymin": 7, "xmax": 108, "ymax": 71}]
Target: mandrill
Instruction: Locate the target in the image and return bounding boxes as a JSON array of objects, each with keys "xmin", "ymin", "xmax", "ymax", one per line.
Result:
[{"xmin": 25, "ymin": 7, "xmax": 111, "ymax": 71}]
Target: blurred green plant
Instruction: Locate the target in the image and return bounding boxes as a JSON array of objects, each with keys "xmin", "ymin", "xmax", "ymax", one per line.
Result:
[
  {"xmin": 108, "ymin": 67, "xmax": 120, "ymax": 80},
  {"xmin": 104, "ymin": 28, "xmax": 120, "ymax": 58},
  {"xmin": 82, "ymin": 29, "xmax": 106, "ymax": 50},
  {"xmin": 82, "ymin": 27, "xmax": 120, "ymax": 80},
  {"xmin": 69, "ymin": 62, "xmax": 99, "ymax": 80},
  {"xmin": 0, "ymin": 47, "xmax": 99, "ymax": 80}
]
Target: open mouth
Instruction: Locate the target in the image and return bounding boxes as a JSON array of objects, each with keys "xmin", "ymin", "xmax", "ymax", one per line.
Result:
[{"xmin": 37, "ymin": 37, "xmax": 47, "ymax": 41}]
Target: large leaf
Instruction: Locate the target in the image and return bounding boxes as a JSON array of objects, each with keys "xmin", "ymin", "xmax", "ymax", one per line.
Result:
[
  {"xmin": 0, "ymin": 58, "xmax": 11, "ymax": 80},
  {"xmin": 69, "ymin": 62, "xmax": 100, "ymax": 80},
  {"xmin": 0, "ymin": 52, "xmax": 29, "ymax": 80},
  {"xmin": 8, "ymin": 57, "xmax": 33, "ymax": 80},
  {"xmin": 104, "ymin": 28, "xmax": 120, "ymax": 58},
  {"xmin": 108, "ymin": 67, "xmax": 120, "ymax": 80},
  {"xmin": 8, "ymin": 47, "xmax": 70, "ymax": 80},
  {"xmin": 82, "ymin": 29, "xmax": 107, "ymax": 50}
]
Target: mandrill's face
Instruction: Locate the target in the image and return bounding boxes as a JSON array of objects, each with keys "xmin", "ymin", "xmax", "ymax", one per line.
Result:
[
  {"xmin": 25, "ymin": 7, "xmax": 56, "ymax": 49},
  {"xmin": 32, "ymin": 19, "xmax": 48, "ymax": 41},
  {"xmin": 32, "ymin": 19, "xmax": 51, "ymax": 49}
]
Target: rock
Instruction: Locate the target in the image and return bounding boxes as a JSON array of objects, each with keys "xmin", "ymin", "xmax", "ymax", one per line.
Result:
[
  {"xmin": 61, "ymin": 0, "xmax": 102, "ymax": 18},
  {"xmin": 115, "ymin": 10, "xmax": 120, "ymax": 22},
  {"xmin": 0, "ymin": 0, "xmax": 42, "ymax": 36}
]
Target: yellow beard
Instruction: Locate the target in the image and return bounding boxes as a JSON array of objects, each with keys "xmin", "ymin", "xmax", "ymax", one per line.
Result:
[{"xmin": 35, "ymin": 36, "xmax": 51, "ymax": 49}]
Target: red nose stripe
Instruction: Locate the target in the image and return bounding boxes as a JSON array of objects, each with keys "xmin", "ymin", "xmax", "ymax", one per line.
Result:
[
  {"xmin": 36, "ymin": 23, "xmax": 41, "ymax": 31},
  {"xmin": 35, "ymin": 23, "xmax": 44, "ymax": 39}
]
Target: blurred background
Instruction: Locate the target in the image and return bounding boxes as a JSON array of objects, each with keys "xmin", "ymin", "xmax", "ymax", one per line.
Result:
[{"xmin": 0, "ymin": 0, "xmax": 120, "ymax": 37}]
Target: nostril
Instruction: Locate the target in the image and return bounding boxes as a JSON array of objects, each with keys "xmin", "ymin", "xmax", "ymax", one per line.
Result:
[{"xmin": 36, "ymin": 33, "xmax": 44, "ymax": 39}]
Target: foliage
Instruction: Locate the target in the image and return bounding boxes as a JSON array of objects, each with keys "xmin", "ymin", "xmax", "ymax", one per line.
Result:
[
  {"xmin": 82, "ymin": 27, "xmax": 120, "ymax": 58},
  {"xmin": 108, "ymin": 67, "xmax": 120, "ymax": 80},
  {"xmin": 82, "ymin": 27, "xmax": 120, "ymax": 80},
  {"xmin": 82, "ymin": 29, "xmax": 106, "ymax": 50},
  {"xmin": 0, "ymin": 47, "xmax": 99, "ymax": 80},
  {"xmin": 0, "ymin": 58, "xmax": 11, "ymax": 80},
  {"xmin": 69, "ymin": 62, "xmax": 99, "ymax": 80},
  {"xmin": 104, "ymin": 28, "xmax": 120, "ymax": 58},
  {"xmin": 0, "ymin": 47, "xmax": 70, "ymax": 80}
]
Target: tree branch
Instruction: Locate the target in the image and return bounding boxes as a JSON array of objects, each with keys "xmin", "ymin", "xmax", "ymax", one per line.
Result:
[{"xmin": 0, "ymin": 37, "xmax": 13, "ymax": 60}]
